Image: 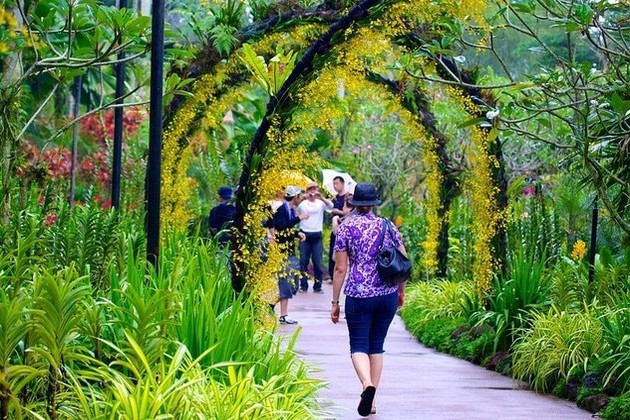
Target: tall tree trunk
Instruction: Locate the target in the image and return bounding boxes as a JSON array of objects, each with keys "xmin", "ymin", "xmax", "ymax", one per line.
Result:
[{"xmin": 0, "ymin": 3, "xmax": 23, "ymax": 221}]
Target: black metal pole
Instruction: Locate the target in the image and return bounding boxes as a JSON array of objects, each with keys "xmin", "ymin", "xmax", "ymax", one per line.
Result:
[
  {"xmin": 146, "ymin": 0, "xmax": 165, "ymax": 266},
  {"xmin": 588, "ymin": 195, "xmax": 598, "ymax": 284},
  {"xmin": 112, "ymin": 0, "xmax": 128, "ymax": 210},
  {"xmin": 69, "ymin": 76, "xmax": 82, "ymax": 207}
]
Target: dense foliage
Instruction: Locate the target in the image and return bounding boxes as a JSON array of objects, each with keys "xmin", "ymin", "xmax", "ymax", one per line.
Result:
[
  {"xmin": 0, "ymin": 192, "xmax": 323, "ymax": 418},
  {"xmin": 400, "ymin": 177, "xmax": 630, "ymax": 415},
  {"xmin": 2, "ymin": 0, "xmax": 629, "ymax": 417}
]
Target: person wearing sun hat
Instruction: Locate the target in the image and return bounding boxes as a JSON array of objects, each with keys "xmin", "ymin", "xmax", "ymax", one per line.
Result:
[
  {"xmin": 267, "ymin": 185, "xmax": 309, "ymax": 324},
  {"xmin": 296, "ymin": 181, "xmax": 334, "ymax": 293},
  {"xmin": 208, "ymin": 186, "xmax": 235, "ymax": 246},
  {"xmin": 330, "ymin": 182, "xmax": 408, "ymax": 417}
]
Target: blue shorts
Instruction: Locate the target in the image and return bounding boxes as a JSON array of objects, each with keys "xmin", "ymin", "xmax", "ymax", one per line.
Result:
[
  {"xmin": 278, "ymin": 278, "xmax": 294, "ymax": 299},
  {"xmin": 278, "ymin": 255, "xmax": 300, "ymax": 299},
  {"xmin": 345, "ymin": 292, "xmax": 398, "ymax": 354}
]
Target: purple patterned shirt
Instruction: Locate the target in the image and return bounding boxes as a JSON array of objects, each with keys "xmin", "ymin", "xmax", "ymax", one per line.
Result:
[{"xmin": 334, "ymin": 212, "xmax": 403, "ymax": 298}]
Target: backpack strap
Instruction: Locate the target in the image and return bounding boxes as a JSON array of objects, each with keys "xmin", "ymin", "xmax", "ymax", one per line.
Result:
[
  {"xmin": 384, "ymin": 218, "xmax": 397, "ymax": 245},
  {"xmin": 376, "ymin": 218, "xmax": 387, "ymax": 251}
]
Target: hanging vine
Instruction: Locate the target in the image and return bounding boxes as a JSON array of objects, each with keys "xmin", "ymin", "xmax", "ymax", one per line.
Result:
[
  {"xmin": 161, "ymin": 25, "xmax": 325, "ymax": 232},
  {"xmin": 366, "ymin": 68, "xmax": 461, "ymax": 278},
  {"xmin": 446, "ymin": 85, "xmax": 505, "ymax": 296}
]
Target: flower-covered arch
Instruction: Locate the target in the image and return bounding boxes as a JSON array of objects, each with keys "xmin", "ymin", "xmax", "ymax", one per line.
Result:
[{"xmin": 163, "ymin": 0, "xmax": 507, "ymax": 310}]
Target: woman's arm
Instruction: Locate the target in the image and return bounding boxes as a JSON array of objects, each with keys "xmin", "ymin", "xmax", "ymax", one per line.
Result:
[
  {"xmin": 332, "ymin": 215, "xmax": 341, "ymax": 234},
  {"xmin": 397, "ymin": 243, "xmax": 408, "ymax": 307},
  {"xmin": 330, "ymin": 250, "xmax": 348, "ymax": 324}
]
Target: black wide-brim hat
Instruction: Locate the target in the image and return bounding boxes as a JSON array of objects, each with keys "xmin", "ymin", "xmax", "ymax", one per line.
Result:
[{"xmin": 348, "ymin": 183, "xmax": 381, "ymax": 206}]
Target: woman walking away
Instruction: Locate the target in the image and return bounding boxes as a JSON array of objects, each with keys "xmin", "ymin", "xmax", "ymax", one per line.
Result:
[{"xmin": 330, "ymin": 182, "xmax": 408, "ymax": 417}]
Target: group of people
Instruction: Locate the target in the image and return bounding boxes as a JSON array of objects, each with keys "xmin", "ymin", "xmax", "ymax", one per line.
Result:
[
  {"xmin": 264, "ymin": 177, "xmax": 349, "ymax": 323},
  {"xmin": 207, "ymin": 177, "xmax": 351, "ymax": 317},
  {"xmin": 208, "ymin": 178, "xmax": 408, "ymax": 418}
]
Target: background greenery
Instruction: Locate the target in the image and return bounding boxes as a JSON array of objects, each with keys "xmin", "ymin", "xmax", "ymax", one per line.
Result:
[{"xmin": 1, "ymin": 0, "xmax": 629, "ymax": 417}]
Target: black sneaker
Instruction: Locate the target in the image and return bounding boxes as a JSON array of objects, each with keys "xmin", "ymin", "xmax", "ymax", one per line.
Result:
[{"xmin": 279, "ymin": 315, "xmax": 298, "ymax": 324}]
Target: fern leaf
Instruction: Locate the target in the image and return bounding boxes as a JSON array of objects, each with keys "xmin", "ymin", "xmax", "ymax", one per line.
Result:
[{"xmin": 210, "ymin": 24, "xmax": 238, "ymax": 57}]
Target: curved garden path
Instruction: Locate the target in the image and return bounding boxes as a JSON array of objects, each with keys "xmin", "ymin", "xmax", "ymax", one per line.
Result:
[{"xmin": 279, "ymin": 281, "xmax": 593, "ymax": 420}]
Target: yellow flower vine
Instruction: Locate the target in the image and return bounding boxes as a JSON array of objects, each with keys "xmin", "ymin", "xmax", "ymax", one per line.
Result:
[
  {"xmin": 375, "ymin": 0, "xmax": 490, "ymax": 37},
  {"xmin": 231, "ymin": 119, "xmax": 323, "ymax": 314},
  {"xmin": 161, "ymin": 70, "xmax": 230, "ymax": 231},
  {"xmin": 447, "ymin": 87, "xmax": 502, "ymax": 296},
  {"xmin": 420, "ymin": 136, "xmax": 443, "ymax": 275},
  {"xmin": 0, "ymin": 7, "xmax": 17, "ymax": 53},
  {"xmin": 292, "ymin": 23, "xmax": 446, "ymax": 277},
  {"xmin": 162, "ymin": 0, "xmax": 497, "ymax": 311},
  {"xmin": 161, "ymin": 25, "xmax": 326, "ymax": 233}
]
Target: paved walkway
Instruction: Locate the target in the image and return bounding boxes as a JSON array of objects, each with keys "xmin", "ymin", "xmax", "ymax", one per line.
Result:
[{"xmin": 278, "ymin": 281, "xmax": 593, "ymax": 420}]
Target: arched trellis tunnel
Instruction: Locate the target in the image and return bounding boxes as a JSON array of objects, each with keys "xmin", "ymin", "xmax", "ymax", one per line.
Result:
[{"xmin": 162, "ymin": 0, "xmax": 508, "ymax": 306}]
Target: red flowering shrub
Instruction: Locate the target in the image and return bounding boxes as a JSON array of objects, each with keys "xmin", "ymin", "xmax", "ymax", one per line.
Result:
[
  {"xmin": 80, "ymin": 156, "xmax": 95, "ymax": 176},
  {"xmin": 15, "ymin": 106, "xmax": 147, "ymax": 206},
  {"xmin": 80, "ymin": 106, "xmax": 147, "ymax": 143},
  {"xmin": 41, "ymin": 148, "xmax": 72, "ymax": 179},
  {"xmin": 44, "ymin": 212, "xmax": 58, "ymax": 227}
]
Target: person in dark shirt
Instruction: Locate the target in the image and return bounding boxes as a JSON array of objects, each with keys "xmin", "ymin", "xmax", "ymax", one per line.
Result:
[
  {"xmin": 328, "ymin": 176, "xmax": 349, "ymax": 280},
  {"xmin": 268, "ymin": 185, "xmax": 308, "ymax": 324},
  {"xmin": 209, "ymin": 186, "xmax": 235, "ymax": 246}
]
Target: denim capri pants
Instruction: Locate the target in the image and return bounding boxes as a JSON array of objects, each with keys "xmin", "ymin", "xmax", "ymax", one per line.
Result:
[{"xmin": 345, "ymin": 292, "xmax": 398, "ymax": 354}]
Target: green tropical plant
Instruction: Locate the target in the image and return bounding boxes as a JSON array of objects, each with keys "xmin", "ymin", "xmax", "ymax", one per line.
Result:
[
  {"xmin": 473, "ymin": 251, "xmax": 549, "ymax": 351},
  {"xmin": 508, "ymin": 191, "xmax": 563, "ymax": 265},
  {"xmin": 599, "ymin": 305, "xmax": 630, "ymax": 393},
  {"xmin": 402, "ymin": 281, "xmax": 477, "ymax": 328},
  {"xmin": 549, "ymin": 257, "xmax": 585, "ymax": 311},
  {"xmin": 239, "ymin": 44, "xmax": 297, "ymax": 96},
  {"xmin": 0, "ymin": 192, "xmax": 324, "ymax": 418},
  {"xmin": 601, "ymin": 392, "xmax": 630, "ymax": 420},
  {"xmin": 446, "ymin": 196, "xmax": 475, "ymax": 281},
  {"xmin": 0, "ymin": 291, "xmax": 38, "ymax": 419},
  {"xmin": 511, "ymin": 305, "xmax": 603, "ymax": 393},
  {"xmin": 29, "ymin": 267, "xmax": 92, "ymax": 418}
]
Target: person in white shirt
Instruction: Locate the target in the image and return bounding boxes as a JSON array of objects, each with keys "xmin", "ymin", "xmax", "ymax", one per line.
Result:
[{"xmin": 297, "ymin": 181, "xmax": 333, "ymax": 293}]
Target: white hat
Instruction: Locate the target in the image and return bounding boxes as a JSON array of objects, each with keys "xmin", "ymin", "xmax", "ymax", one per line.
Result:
[{"xmin": 284, "ymin": 186, "xmax": 303, "ymax": 198}]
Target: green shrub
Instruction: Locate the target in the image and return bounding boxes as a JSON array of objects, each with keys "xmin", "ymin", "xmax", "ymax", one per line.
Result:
[
  {"xmin": 552, "ymin": 378, "xmax": 568, "ymax": 398},
  {"xmin": 402, "ymin": 280, "xmax": 491, "ymax": 360},
  {"xmin": 577, "ymin": 385, "xmax": 604, "ymax": 408},
  {"xmin": 0, "ymin": 215, "xmax": 324, "ymax": 418},
  {"xmin": 550, "ymin": 251, "xmax": 630, "ymax": 311},
  {"xmin": 474, "ymin": 251, "xmax": 550, "ymax": 352},
  {"xmin": 417, "ymin": 317, "xmax": 467, "ymax": 353},
  {"xmin": 451, "ymin": 328, "xmax": 495, "ymax": 363},
  {"xmin": 599, "ymin": 305, "xmax": 630, "ymax": 392},
  {"xmin": 511, "ymin": 306, "xmax": 603, "ymax": 393},
  {"xmin": 601, "ymin": 392, "xmax": 630, "ymax": 420},
  {"xmin": 401, "ymin": 280, "xmax": 480, "ymax": 334}
]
